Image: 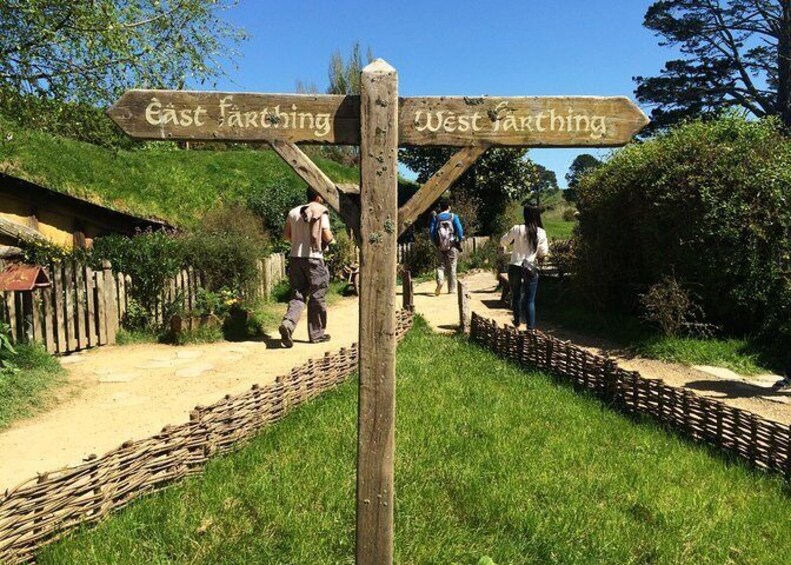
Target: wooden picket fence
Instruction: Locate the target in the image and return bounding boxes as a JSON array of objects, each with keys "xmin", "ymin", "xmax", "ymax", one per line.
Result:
[
  {"xmin": 1, "ymin": 260, "xmax": 119, "ymax": 355},
  {"xmin": 396, "ymin": 236, "xmax": 490, "ymax": 265},
  {"xmin": 0, "ymin": 310, "xmax": 414, "ymax": 564},
  {"xmin": 470, "ymin": 313, "xmax": 791, "ymax": 477},
  {"xmin": 0, "ymin": 254, "xmax": 287, "ymax": 355}
]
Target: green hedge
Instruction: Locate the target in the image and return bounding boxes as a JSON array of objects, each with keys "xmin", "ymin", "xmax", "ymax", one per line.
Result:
[{"xmin": 574, "ymin": 116, "xmax": 791, "ymax": 340}]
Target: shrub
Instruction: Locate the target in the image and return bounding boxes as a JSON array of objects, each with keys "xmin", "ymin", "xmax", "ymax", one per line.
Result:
[
  {"xmin": 0, "ymin": 322, "xmax": 17, "ymax": 375},
  {"xmin": 562, "ymin": 208, "xmax": 577, "ymax": 222},
  {"xmin": 324, "ymin": 230, "xmax": 358, "ymax": 280},
  {"xmin": 573, "ymin": 115, "xmax": 791, "ymax": 341},
  {"xmin": 549, "ymin": 238, "xmax": 576, "ymax": 279},
  {"xmin": 182, "ymin": 205, "xmax": 270, "ymax": 293},
  {"xmin": 93, "ymin": 229, "xmax": 183, "ymax": 315},
  {"xmin": 246, "ymin": 181, "xmax": 304, "ymax": 236},
  {"xmin": 403, "ymin": 231, "xmax": 439, "ymax": 276},
  {"xmin": 638, "ymin": 276, "xmax": 715, "ymax": 338}
]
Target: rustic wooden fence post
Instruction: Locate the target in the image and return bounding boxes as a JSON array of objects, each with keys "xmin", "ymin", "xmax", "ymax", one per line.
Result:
[
  {"xmin": 402, "ymin": 270, "xmax": 414, "ymax": 312},
  {"xmin": 102, "ymin": 260, "xmax": 118, "ymax": 344},
  {"xmin": 356, "ymin": 59, "xmax": 399, "ymax": 565},
  {"xmin": 457, "ymin": 280, "xmax": 471, "ymax": 334}
]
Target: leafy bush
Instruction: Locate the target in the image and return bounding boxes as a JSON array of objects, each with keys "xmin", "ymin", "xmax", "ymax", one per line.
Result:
[
  {"xmin": 0, "ymin": 322, "xmax": 17, "ymax": 375},
  {"xmin": 549, "ymin": 238, "xmax": 576, "ymax": 279},
  {"xmin": 403, "ymin": 231, "xmax": 439, "ymax": 276},
  {"xmin": 324, "ymin": 230, "xmax": 358, "ymax": 280},
  {"xmin": 639, "ymin": 276, "xmax": 715, "ymax": 338},
  {"xmin": 247, "ymin": 181, "xmax": 304, "ymax": 236},
  {"xmin": 93, "ymin": 229, "xmax": 184, "ymax": 314},
  {"xmin": 182, "ymin": 205, "xmax": 270, "ymax": 293},
  {"xmin": 574, "ymin": 116, "xmax": 791, "ymax": 341}
]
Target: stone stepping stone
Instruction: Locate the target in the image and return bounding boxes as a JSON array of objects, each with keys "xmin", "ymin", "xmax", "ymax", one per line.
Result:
[
  {"xmin": 101, "ymin": 392, "xmax": 146, "ymax": 407},
  {"xmin": 98, "ymin": 372, "xmax": 138, "ymax": 383},
  {"xmin": 60, "ymin": 355, "xmax": 86, "ymax": 365},
  {"xmin": 176, "ymin": 350, "xmax": 204, "ymax": 360},
  {"xmin": 137, "ymin": 358, "xmax": 190, "ymax": 370},
  {"xmin": 176, "ymin": 363, "xmax": 214, "ymax": 378}
]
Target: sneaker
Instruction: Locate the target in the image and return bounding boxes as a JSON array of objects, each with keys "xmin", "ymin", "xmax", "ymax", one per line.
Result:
[
  {"xmin": 434, "ymin": 283, "xmax": 443, "ymax": 296},
  {"xmin": 279, "ymin": 324, "xmax": 294, "ymax": 348},
  {"xmin": 311, "ymin": 334, "xmax": 331, "ymax": 344},
  {"xmin": 773, "ymin": 376, "xmax": 791, "ymax": 392},
  {"xmin": 512, "ymin": 318, "xmax": 521, "ymax": 329}
]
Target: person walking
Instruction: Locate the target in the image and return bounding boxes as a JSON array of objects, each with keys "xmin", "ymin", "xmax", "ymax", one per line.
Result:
[
  {"xmin": 430, "ymin": 199, "xmax": 464, "ymax": 295},
  {"xmin": 500, "ymin": 205, "xmax": 549, "ymax": 330},
  {"xmin": 279, "ymin": 188, "xmax": 334, "ymax": 348}
]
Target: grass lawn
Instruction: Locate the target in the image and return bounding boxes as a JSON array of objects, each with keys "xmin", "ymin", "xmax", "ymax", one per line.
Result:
[
  {"xmin": 0, "ymin": 116, "xmax": 359, "ymax": 227},
  {"xmin": 40, "ymin": 318, "xmax": 791, "ymax": 564},
  {"xmin": 0, "ymin": 344, "xmax": 65, "ymax": 429},
  {"xmin": 538, "ymin": 277, "xmax": 782, "ymax": 375}
]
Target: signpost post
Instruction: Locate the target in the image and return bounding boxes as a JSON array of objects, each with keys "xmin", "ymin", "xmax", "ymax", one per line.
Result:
[{"xmin": 108, "ymin": 59, "xmax": 648, "ymax": 565}]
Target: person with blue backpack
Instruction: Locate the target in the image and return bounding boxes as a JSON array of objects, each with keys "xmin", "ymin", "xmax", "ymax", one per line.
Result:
[{"xmin": 430, "ymin": 199, "xmax": 464, "ymax": 296}]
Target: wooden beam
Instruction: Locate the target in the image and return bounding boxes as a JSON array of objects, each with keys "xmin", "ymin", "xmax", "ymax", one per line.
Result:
[
  {"xmin": 269, "ymin": 140, "xmax": 361, "ymax": 235},
  {"xmin": 0, "ymin": 216, "xmax": 47, "ymax": 244},
  {"xmin": 397, "ymin": 146, "xmax": 487, "ymax": 235},
  {"xmin": 356, "ymin": 59, "xmax": 399, "ymax": 565},
  {"xmin": 0, "ymin": 245, "xmax": 23, "ymax": 259}
]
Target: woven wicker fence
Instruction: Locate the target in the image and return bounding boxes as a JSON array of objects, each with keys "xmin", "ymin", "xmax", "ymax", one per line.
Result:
[
  {"xmin": 470, "ymin": 313, "xmax": 791, "ymax": 479},
  {"xmin": 0, "ymin": 309, "xmax": 413, "ymax": 564}
]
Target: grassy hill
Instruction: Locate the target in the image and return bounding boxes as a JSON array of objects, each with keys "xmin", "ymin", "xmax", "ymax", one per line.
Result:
[{"xmin": 0, "ymin": 116, "xmax": 360, "ymax": 227}]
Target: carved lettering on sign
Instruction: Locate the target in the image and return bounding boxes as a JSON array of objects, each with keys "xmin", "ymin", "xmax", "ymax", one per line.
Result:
[
  {"xmin": 109, "ymin": 91, "xmax": 649, "ymax": 147},
  {"xmin": 142, "ymin": 95, "xmax": 333, "ymax": 139},
  {"xmin": 412, "ymin": 101, "xmax": 608, "ymax": 140}
]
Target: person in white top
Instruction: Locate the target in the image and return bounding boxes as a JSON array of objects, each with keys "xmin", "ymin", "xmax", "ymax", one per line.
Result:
[
  {"xmin": 279, "ymin": 188, "xmax": 335, "ymax": 347},
  {"xmin": 499, "ymin": 206, "xmax": 549, "ymax": 330}
]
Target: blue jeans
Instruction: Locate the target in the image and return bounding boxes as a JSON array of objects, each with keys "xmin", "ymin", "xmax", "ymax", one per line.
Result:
[{"xmin": 508, "ymin": 265, "xmax": 539, "ymax": 329}]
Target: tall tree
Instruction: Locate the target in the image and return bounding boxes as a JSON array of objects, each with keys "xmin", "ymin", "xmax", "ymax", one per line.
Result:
[
  {"xmin": 0, "ymin": 0, "xmax": 244, "ymax": 105},
  {"xmin": 399, "ymin": 147, "xmax": 537, "ymax": 235},
  {"xmin": 566, "ymin": 154, "xmax": 602, "ymax": 188},
  {"xmin": 565, "ymin": 154, "xmax": 601, "ymax": 203},
  {"xmin": 634, "ymin": 0, "xmax": 791, "ymax": 130},
  {"xmin": 327, "ymin": 41, "xmax": 374, "ymax": 95}
]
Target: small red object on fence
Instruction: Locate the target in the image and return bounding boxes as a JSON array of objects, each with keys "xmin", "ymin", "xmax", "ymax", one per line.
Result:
[{"xmin": 0, "ymin": 264, "xmax": 51, "ymax": 291}]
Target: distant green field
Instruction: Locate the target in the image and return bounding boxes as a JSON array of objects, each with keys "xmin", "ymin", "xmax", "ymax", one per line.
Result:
[
  {"xmin": 41, "ymin": 318, "xmax": 791, "ymax": 564},
  {"xmin": 0, "ymin": 116, "xmax": 359, "ymax": 227},
  {"xmin": 508, "ymin": 191, "xmax": 577, "ymax": 240}
]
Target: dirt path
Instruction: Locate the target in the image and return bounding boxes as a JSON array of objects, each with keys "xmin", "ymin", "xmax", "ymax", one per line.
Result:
[
  {"xmin": 413, "ymin": 271, "xmax": 791, "ymax": 425},
  {"xmin": 3, "ymin": 272, "xmax": 789, "ymax": 493},
  {"xmin": 0, "ymin": 297, "xmax": 360, "ymax": 493}
]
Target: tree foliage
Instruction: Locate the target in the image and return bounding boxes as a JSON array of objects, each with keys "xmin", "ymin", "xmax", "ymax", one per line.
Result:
[
  {"xmin": 327, "ymin": 41, "xmax": 374, "ymax": 96},
  {"xmin": 573, "ymin": 116, "xmax": 791, "ymax": 342},
  {"xmin": 0, "ymin": 0, "xmax": 244, "ymax": 105},
  {"xmin": 399, "ymin": 147, "xmax": 537, "ymax": 235},
  {"xmin": 635, "ymin": 0, "xmax": 791, "ymax": 130},
  {"xmin": 566, "ymin": 154, "xmax": 602, "ymax": 188}
]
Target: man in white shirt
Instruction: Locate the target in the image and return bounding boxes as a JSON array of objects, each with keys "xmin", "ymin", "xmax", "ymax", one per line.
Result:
[{"xmin": 279, "ymin": 189, "xmax": 335, "ymax": 347}]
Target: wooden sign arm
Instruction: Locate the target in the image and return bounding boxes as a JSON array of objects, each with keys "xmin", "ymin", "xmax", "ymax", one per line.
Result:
[
  {"xmin": 397, "ymin": 145, "xmax": 488, "ymax": 236},
  {"xmin": 269, "ymin": 140, "xmax": 361, "ymax": 236}
]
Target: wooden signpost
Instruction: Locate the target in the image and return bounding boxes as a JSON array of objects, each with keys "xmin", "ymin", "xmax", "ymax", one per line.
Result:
[{"xmin": 108, "ymin": 60, "xmax": 648, "ymax": 565}]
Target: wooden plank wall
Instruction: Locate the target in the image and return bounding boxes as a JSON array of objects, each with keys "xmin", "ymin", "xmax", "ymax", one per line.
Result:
[{"xmin": 0, "ymin": 253, "xmax": 287, "ymax": 355}]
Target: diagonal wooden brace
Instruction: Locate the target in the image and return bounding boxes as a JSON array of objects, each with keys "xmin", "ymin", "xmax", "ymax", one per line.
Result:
[
  {"xmin": 269, "ymin": 140, "xmax": 361, "ymax": 236},
  {"xmin": 397, "ymin": 145, "xmax": 488, "ymax": 236}
]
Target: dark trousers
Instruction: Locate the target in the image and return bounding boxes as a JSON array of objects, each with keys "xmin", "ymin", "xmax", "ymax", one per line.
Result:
[
  {"xmin": 508, "ymin": 264, "xmax": 539, "ymax": 329},
  {"xmin": 281, "ymin": 257, "xmax": 329, "ymax": 342}
]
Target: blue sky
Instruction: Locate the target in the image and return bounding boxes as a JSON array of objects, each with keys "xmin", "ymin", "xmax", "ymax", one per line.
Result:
[{"xmin": 214, "ymin": 0, "xmax": 672, "ymax": 187}]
